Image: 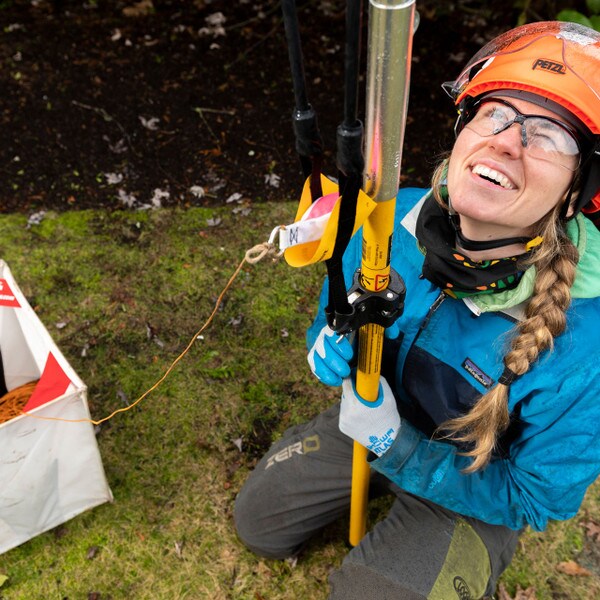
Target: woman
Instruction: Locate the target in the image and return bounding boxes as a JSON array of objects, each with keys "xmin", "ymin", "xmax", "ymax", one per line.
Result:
[{"xmin": 234, "ymin": 21, "xmax": 600, "ymax": 599}]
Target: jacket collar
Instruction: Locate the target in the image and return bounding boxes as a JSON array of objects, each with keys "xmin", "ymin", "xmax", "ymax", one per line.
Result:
[{"xmin": 401, "ymin": 190, "xmax": 600, "ymax": 318}]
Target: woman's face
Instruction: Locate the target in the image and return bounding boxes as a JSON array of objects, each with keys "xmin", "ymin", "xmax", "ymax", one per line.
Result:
[{"xmin": 446, "ymin": 95, "xmax": 577, "ymax": 243}]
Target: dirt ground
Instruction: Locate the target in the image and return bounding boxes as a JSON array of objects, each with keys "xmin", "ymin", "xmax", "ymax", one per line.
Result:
[{"xmin": 0, "ymin": 0, "xmax": 544, "ymax": 214}]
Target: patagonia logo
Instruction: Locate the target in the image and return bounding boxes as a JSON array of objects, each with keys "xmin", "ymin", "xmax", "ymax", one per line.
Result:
[
  {"xmin": 462, "ymin": 358, "xmax": 493, "ymax": 389},
  {"xmin": 532, "ymin": 58, "xmax": 566, "ymax": 74},
  {"xmin": 453, "ymin": 576, "xmax": 472, "ymax": 600}
]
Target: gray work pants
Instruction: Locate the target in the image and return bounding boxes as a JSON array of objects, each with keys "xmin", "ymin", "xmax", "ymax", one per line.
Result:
[{"xmin": 234, "ymin": 404, "xmax": 520, "ymax": 599}]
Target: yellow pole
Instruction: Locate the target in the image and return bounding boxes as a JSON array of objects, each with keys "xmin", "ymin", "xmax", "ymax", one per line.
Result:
[{"xmin": 349, "ymin": 0, "xmax": 415, "ymax": 547}]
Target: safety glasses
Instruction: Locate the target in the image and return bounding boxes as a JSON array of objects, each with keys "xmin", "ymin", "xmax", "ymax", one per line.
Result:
[{"xmin": 464, "ymin": 98, "xmax": 582, "ymax": 171}]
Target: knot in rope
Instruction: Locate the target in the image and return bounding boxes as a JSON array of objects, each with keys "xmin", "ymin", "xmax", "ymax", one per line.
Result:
[{"xmin": 245, "ymin": 242, "xmax": 282, "ymax": 264}]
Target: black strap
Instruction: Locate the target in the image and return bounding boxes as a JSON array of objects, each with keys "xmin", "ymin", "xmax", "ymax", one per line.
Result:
[
  {"xmin": 451, "ymin": 214, "xmax": 530, "ymax": 251},
  {"xmin": 325, "ymin": 0, "xmax": 364, "ymax": 328},
  {"xmin": 282, "ymin": 0, "xmax": 365, "ymax": 329}
]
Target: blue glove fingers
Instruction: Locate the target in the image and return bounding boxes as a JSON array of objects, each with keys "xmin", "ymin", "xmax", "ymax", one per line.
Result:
[
  {"xmin": 323, "ymin": 333, "xmax": 353, "ymax": 366},
  {"xmin": 314, "ymin": 335, "xmax": 352, "ymax": 384},
  {"xmin": 308, "ymin": 326, "xmax": 354, "ymax": 386},
  {"xmin": 312, "ymin": 354, "xmax": 344, "ymax": 386}
]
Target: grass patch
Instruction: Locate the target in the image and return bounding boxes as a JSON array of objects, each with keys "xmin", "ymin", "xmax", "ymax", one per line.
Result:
[{"xmin": 0, "ymin": 203, "xmax": 598, "ymax": 599}]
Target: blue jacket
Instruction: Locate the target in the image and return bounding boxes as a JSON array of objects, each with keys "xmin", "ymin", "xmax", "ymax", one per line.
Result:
[{"xmin": 307, "ymin": 187, "xmax": 600, "ymax": 532}]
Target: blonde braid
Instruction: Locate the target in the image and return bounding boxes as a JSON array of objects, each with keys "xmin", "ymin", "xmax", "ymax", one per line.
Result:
[{"xmin": 430, "ymin": 163, "xmax": 580, "ymax": 471}]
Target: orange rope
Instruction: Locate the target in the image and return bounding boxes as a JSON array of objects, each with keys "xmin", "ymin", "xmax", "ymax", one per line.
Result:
[
  {"xmin": 20, "ymin": 241, "xmax": 281, "ymax": 426},
  {"xmin": 0, "ymin": 381, "xmax": 39, "ymax": 424}
]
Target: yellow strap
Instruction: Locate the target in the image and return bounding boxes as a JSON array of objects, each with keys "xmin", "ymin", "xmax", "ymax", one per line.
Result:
[
  {"xmin": 284, "ymin": 175, "xmax": 377, "ymax": 267},
  {"xmin": 525, "ymin": 235, "xmax": 544, "ymax": 251}
]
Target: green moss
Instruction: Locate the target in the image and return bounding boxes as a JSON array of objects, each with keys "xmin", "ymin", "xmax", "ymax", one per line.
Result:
[{"xmin": 1, "ymin": 203, "xmax": 598, "ymax": 599}]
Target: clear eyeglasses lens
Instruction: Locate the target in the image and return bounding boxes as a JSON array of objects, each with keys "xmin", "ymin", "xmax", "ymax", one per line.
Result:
[{"xmin": 465, "ymin": 101, "xmax": 580, "ymax": 170}]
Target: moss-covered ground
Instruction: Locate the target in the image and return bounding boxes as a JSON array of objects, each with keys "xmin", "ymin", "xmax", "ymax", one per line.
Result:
[{"xmin": 0, "ymin": 204, "xmax": 598, "ymax": 599}]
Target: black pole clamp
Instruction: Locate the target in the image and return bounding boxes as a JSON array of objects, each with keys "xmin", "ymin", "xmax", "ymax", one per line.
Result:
[{"xmin": 325, "ymin": 268, "xmax": 406, "ymax": 335}]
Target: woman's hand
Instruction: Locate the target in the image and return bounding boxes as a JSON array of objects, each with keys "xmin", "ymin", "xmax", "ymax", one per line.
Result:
[
  {"xmin": 339, "ymin": 375, "xmax": 400, "ymax": 456},
  {"xmin": 307, "ymin": 325, "xmax": 354, "ymax": 386}
]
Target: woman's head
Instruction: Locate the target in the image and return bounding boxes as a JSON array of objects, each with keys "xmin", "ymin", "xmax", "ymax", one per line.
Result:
[
  {"xmin": 444, "ymin": 21, "xmax": 600, "ymax": 229},
  {"xmin": 446, "ymin": 93, "xmax": 579, "ymax": 245}
]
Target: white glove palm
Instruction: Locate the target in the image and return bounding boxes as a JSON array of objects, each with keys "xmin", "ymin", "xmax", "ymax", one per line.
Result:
[{"xmin": 339, "ymin": 376, "xmax": 400, "ymax": 456}]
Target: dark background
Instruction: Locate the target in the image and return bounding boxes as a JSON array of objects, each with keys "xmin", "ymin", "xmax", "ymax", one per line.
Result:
[{"xmin": 0, "ymin": 0, "xmax": 573, "ymax": 213}]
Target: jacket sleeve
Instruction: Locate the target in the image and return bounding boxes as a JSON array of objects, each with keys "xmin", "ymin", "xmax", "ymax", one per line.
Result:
[{"xmin": 370, "ymin": 364, "xmax": 600, "ymax": 531}]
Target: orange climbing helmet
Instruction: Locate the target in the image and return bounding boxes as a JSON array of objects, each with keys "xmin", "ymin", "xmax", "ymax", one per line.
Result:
[{"xmin": 443, "ymin": 21, "xmax": 600, "ymax": 219}]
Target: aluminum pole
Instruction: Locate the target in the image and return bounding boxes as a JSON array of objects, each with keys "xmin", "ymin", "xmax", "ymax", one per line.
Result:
[{"xmin": 349, "ymin": 0, "xmax": 415, "ymax": 547}]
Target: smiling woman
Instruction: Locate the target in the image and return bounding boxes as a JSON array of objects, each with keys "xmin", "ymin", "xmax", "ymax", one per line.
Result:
[
  {"xmin": 234, "ymin": 20, "xmax": 600, "ymax": 600},
  {"xmin": 446, "ymin": 94, "xmax": 579, "ymax": 247}
]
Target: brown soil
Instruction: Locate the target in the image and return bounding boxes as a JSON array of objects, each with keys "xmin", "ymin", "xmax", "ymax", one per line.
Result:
[{"xmin": 0, "ymin": 0, "xmax": 541, "ymax": 214}]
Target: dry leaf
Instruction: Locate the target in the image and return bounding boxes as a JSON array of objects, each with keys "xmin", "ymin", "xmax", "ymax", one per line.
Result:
[
  {"xmin": 497, "ymin": 584, "xmax": 512, "ymax": 600},
  {"xmin": 123, "ymin": 0, "xmax": 154, "ymax": 17},
  {"xmin": 497, "ymin": 583, "xmax": 537, "ymax": 599},
  {"xmin": 584, "ymin": 520, "xmax": 600, "ymax": 542},
  {"xmin": 514, "ymin": 586, "xmax": 537, "ymax": 599},
  {"xmin": 556, "ymin": 560, "xmax": 593, "ymax": 577}
]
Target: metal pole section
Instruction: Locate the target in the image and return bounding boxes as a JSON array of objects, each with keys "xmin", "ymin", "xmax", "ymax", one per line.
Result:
[{"xmin": 349, "ymin": 0, "xmax": 415, "ymax": 547}]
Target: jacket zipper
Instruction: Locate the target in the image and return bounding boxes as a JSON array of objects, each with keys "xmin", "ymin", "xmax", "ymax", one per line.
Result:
[{"xmin": 412, "ymin": 291, "xmax": 446, "ymax": 346}]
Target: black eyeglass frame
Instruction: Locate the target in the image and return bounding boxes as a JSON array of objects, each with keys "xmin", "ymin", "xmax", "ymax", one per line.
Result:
[{"xmin": 459, "ymin": 96, "xmax": 585, "ymax": 170}]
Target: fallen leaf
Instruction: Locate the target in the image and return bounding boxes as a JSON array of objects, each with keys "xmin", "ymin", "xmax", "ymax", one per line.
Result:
[
  {"xmin": 139, "ymin": 116, "xmax": 160, "ymax": 130},
  {"xmin": 226, "ymin": 192, "xmax": 243, "ymax": 204},
  {"xmin": 0, "ymin": 575, "xmax": 8, "ymax": 588},
  {"xmin": 584, "ymin": 520, "xmax": 600, "ymax": 542},
  {"xmin": 286, "ymin": 556, "xmax": 298, "ymax": 568},
  {"xmin": 556, "ymin": 560, "xmax": 592, "ymax": 576},
  {"xmin": 496, "ymin": 584, "xmax": 511, "ymax": 600},
  {"xmin": 117, "ymin": 388, "xmax": 129, "ymax": 406},
  {"xmin": 151, "ymin": 188, "xmax": 169, "ymax": 207},
  {"xmin": 200, "ymin": 147, "xmax": 222, "ymax": 157},
  {"xmin": 189, "ymin": 185, "xmax": 205, "ymax": 198},
  {"xmin": 228, "ymin": 314, "xmax": 243, "ymax": 328},
  {"xmin": 232, "ymin": 206, "xmax": 251, "ymax": 216},
  {"xmin": 118, "ymin": 189, "xmax": 137, "ymax": 208},
  {"xmin": 123, "ymin": 0, "xmax": 154, "ymax": 17},
  {"xmin": 264, "ymin": 173, "xmax": 281, "ymax": 188},
  {"xmin": 514, "ymin": 586, "xmax": 537, "ymax": 599},
  {"xmin": 26, "ymin": 210, "xmax": 46, "ymax": 228},
  {"xmin": 198, "ymin": 12, "xmax": 226, "ymax": 38},
  {"xmin": 496, "ymin": 583, "xmax": 537, "ymax": 599},
  {"xmin": 104, "ymin": 172, "xmax": 123, "ymax": 184}
]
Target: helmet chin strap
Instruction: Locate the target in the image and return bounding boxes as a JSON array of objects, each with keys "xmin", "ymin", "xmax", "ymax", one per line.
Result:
[{"xmin": 447, "ymin": 198, "xmax": 535, "ymax": 252}]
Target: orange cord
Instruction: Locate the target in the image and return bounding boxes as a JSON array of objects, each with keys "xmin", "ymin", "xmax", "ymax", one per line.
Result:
[
  {"xmin": 19, "ymin": 241, "xmax": 281, "ymax": 426},
  {"xmin": 0, "ymin": 381, "xmax": 39, "ymax": 424}
]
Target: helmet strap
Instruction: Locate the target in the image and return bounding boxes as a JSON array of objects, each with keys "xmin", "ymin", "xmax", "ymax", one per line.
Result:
[
  {"xmin": 446, "ymin": 196, "xmax": 538, "ymax": 251},
  {"xmin": 449, "ymin": 212, "xmax": 532, "ymax": 251}
]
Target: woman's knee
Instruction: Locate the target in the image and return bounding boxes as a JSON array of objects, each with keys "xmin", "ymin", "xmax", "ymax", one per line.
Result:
[{"xmin": 233, "ymin": 482, "xmax": 292, "ymax": 558}]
